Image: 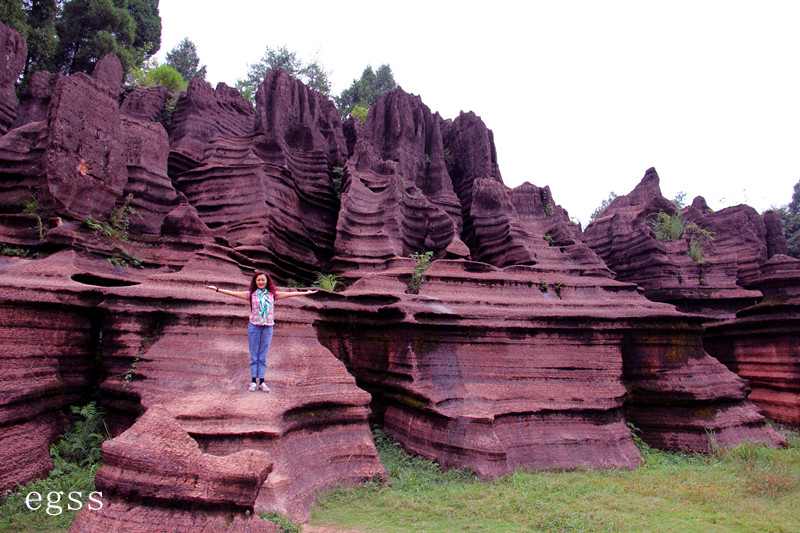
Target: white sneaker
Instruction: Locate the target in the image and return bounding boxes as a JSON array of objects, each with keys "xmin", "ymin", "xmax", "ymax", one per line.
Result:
[
  {"xmin": 248, "ymin": 382, "xmax": 257, "ymax": 392},
  {"xmin": 259, "ymin": 382, "xmax": 270, "ymax": 392}
]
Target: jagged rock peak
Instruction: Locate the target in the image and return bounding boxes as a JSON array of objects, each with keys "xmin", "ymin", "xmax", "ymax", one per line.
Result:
[
  {"xmin": 91, "ymin": 53, "xmax": 123, "ymax": 96},
  {"xmin": 253, "ymin": 68, "xmax": 346, "ymax": 167}
]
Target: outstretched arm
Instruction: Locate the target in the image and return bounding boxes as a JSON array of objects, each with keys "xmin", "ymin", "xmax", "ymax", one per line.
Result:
[
  {"xmin": 203, "ymin": 285, "xmax": 249, "ymax": 300},
  {"xmin": 275, "ymin": 289, "xmax": 318, "ymax": 300}
]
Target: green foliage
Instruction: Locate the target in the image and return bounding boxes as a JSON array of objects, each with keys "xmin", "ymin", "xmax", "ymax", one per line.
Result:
[
  {"xmin": 165, "ymin": 37, "xmax": 206, "ymax": 81},
  {"xmin": 686, "ymin": 226, "xmax": 715, "ymax": 264},
  {"xmin": 590, "ymin": 191, "xmax": 619, "ymax": 221},
  {"xmin": 55, "ymin": 0, "xmax": 138, "ymax": 75},
  {"xmin": 539, "ymin": 280, "xmax": 548, "ymax": 292},
  {"xmin": 407, "ymin": 251, "xmax": 433, "ymax": 294},
  {"xmin": 335, "ymin": 64, "xmax": 397, "ymax": 119},
  {"xmin": 543, "ymin": 202, "xmax": 553, "ymax": 217},
  {"xmin": 553, "ymin": 281, "xmax": 564, "ymax": 297},
  {"xmin": 51, "ymin": 403, "xmax": 109, "ymax": 468},
  {"xmin": 127, "ymin": 59, "xmax": 187, "ymax": 94},
  {"xmin": 776, "ymin": 178, "xmax": 800, "ymax": 258},
  {"xmin": 235, "ymin": 45, "xmax": 330, "ymax": 101},
  {"xmin": 544, "ymin": 233, "xmax": 555, "ymax": 246},
  {"xmin": 672, "ymin": 191, "xmax": 687, "ymax": 209},
  {"xmin": 330, "ymin": 166, "xmax": 344, "ymax": 199},
  {"xmin": 0, "ymin": 1, "xmax": 28, "ymax": 36},
  {"xmin": 313, "ymin": 273, "xmax": 343, "ymax": 292},
  {"xmin": 284, "ymin": 278, "xmax": 302, "ymax": 288},
  {"xmin": 0, "ymin": 243, "xmax": 37, "ymax": 258},
  {"xmin": 20, "ymin": 192, "xmax": 55, "ymax": 242},
  {"xmin": 18, "ymin": 0, "xmax": 61, "ymax": 88},
  {"xmin": 647, "ymin": 211, "xmax": 714, "ymax": 262},
  {"xmin": 258, "ymin": 512, "xmax": 301, "ymax": 533},
  {"xmin": 0, "ymin": 403, "xmax": 108, "ymax": 532},
  {"xmin": 648, "ymin": 211, "xmax": 686, "ymax": 242},
  {"xmin": 349, "ymin": 104, "xmax": 369, "ymax": 124},
  {"xmin": 84, "ymin": 193, "xmax": 143, "ymax": 267},
  {"xmin": 126, "ymin": 0, "xmax": 160, "ymax": 58},
  {"xmin": 311, "ymin": 425, "xmax": 800, "ymax": 533},
  {"xmin": 13, "ymin": 0, "xmax": 161, "ymax": 90}
]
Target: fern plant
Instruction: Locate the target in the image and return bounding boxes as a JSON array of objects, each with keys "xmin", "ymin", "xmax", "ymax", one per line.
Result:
[
  {"xmin": 313, "ymin": 273, "xmax": 344, "ymax": 292},
  {"xmin": 50, "ymin": 403, "xmax": 110, "ymax": 469}
]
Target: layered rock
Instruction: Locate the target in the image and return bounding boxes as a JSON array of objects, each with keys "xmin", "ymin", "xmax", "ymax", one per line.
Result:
[
  {"xmin": 317, "ymin": 257, "xmax": 783, "ymax": 477},
  {"xmin": 0, "ymin": 43, "xmax": 793, "ymax": 531},
  {"xmin": 169, "ymin": 79, "xmax": 255, "ymax": 175},
  {"xmin": 120, "ymin": 85, "xmax": 170, "ymax": 123},
  {"xmin": 582, "ymin": 168, "xmax": 767, "ymax": 318},
  {"xmin": 0, "ymin": 251, "xmax": 385, "ymax": 526},
  {"xmin": 704, "ymin": 255, "xmax": 800, "ymax": 425},
  {"xmin": 332, "ymin": 89, "xmax": 466, "ymax": 269},
  {"xmin": 0, "ymin": 22, "xmax": 26, "ymax": 134}
]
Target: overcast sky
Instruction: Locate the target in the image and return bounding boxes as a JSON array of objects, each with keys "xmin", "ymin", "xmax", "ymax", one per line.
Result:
[{"xmin": 157, "ymin": 0, "xmax": 800, "ymax": 225}]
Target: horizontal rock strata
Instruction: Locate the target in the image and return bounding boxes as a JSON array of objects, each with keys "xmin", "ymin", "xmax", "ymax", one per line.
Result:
[
  {"xmin": 0, "ymin": 252, "xmax": 385, "ymax": 527},
  {"xmin": 583, "ymin": 168, "xmax": 768, "ymax": 318},
  {"xmin": 704, "ymin": 255, "xmax": 800, "ymax": 425},
  {"xmin": 316, "ymin": 258, "xmax": 783, "ymax": 477}
]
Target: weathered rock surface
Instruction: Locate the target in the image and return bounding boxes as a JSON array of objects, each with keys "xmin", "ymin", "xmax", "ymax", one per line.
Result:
[
  {"xmin": 11, "ymin": 70, "xmax": 60, "ymax": 129},
  {"xmin": 0, "ymin": 252, "xmax": 386, "ymax": 527},
  {"xmin": 168, "ymin": 78, "xmax": 254, "ymax": 175},
  {"xmin": 0, "ymin": 43, "xmax": 792, "ymax": 531},
  {"xmin": 0, "ymin": 22, "xmax": 26, "ymax": 134},
  {"xmin": 120, "ymin": 85, "xmax": 170, "ymax": 123},
  {"xmin": 705, "ymin": 254, "xmax": 800, "ymax": 425},
  {"xmin": 91, "ymin": 54, "xmax": 123, "ymax": 97},
  {"xmin": 582, "ymin": 168, "xmax": 770, "ymax": 318}
]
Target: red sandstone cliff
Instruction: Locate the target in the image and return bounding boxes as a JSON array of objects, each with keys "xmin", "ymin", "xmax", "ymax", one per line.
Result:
[{"xmin": 0, "ymin": 25, "xmax": 792, "ymax": 530}]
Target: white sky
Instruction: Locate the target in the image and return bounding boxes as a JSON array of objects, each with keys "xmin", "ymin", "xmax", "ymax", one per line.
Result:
[{"xmin": 157, "ymin": 0, "xmax": 800, "ymax": 225}]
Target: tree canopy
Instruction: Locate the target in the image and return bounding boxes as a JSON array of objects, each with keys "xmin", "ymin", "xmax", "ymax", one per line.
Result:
[
  {"xmin": 127, "ymin": 0, "xmax": 161, "ymax": 57},
  {"xmin": 6, "ymin": 0, "xmax": 162, "ymax": 88},
  {"xmin": 335, "ymin": 64, "xmax": 397, "ymax": 119},
  {"xmin": 165, "ymin": 37, "xmax": 206, "ymax": 82},
  {"xmin": 235, "ymin": 45, "xmax": 330, "ymax": 101},
  {"xmin": 777, "ymin": 179, "xmax": 800, "ymax": 259}
]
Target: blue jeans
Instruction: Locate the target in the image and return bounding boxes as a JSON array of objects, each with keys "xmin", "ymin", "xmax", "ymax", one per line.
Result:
[{"xmin": 247, "ymin": 323, "xmax": 273, "ymax": 379}]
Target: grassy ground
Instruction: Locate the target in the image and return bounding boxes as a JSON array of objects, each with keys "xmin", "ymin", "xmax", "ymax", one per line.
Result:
[
  {"xmin": 3, "ymin": 417, "xmax": 798, "ymax": 532},
  {"xmin": 308, "ymin": 426, "xmax": 800, "ymax": 533}
]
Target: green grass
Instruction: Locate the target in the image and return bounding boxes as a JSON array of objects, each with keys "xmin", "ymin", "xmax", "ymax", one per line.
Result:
[
  {"xmin": 310, "ymin": 427, "xmax": 800, "ymax": 532},
  {"xmin": 0, "ymin": 403, "xmax": 108, "ymax": 533}
]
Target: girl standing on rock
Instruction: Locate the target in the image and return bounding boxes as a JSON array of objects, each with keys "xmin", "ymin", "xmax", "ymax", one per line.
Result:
[{"xmin": 205, "ymin": 271, "xmax": 317, "ymax": 392}]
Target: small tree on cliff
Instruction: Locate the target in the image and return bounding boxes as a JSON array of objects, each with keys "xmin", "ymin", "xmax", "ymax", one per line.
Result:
[
  {"xmin": 336, "ymin": 64, "xmax": 397, "ymax": 119},
  {"xmin": 235, "ymin": 45, "xmax": 330, "ymax": 101},
  {"xmin": 165, "ymin": 37, "xmax": 206, "ymax": 81}
]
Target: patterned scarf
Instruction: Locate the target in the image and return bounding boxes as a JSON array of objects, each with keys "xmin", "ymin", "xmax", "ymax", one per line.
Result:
[{"xmin": 254, "ymin": 288, "xmax": 272, "ymax": 318}]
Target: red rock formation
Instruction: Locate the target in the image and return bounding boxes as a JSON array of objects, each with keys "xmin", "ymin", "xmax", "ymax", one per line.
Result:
[
  {"xmin": 43, "ymin": 72, "xmax": 127, "ymax": 220},
  {"xmin": 0, "ymin": 252, "xmax": 386, "ymax": 525},
  {"xmin": 704, "ymin": 255, "xmax": 800, "ymax": 425},
  {"xmin": 169, "ymin": 78, "xmax": 255, "ymax": 175},
  {"xmin": 11, "ymin": 70, "xmax": 60, "ymax": 129},
  {"xmin": 120, "ymin": 85, "xmax": 170, "ymax": 123},
  {"xmin": 582, "ymin": 168, "xmax": 766, "ymax": 318},
  {"xmin": 0, "ymin": 44, "xmax": 791, "ymax": 530},
  {"xmin": 0, "ymin": 22, "xmax": 26, "ymax": 134},
  {"xmin": 91, "ymin": 54, "xmax": 123, "ymax": 97}
]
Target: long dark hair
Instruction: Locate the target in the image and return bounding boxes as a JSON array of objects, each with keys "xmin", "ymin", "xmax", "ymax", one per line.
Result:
[{"xmin": 248, "ymin": 270, "xmax": 277, "ymax": 297}]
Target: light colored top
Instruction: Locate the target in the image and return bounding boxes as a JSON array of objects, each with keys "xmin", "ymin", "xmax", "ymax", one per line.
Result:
[{"xmin": 249, "ymin": 289, "xmax": 274, "ymax": 326}]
